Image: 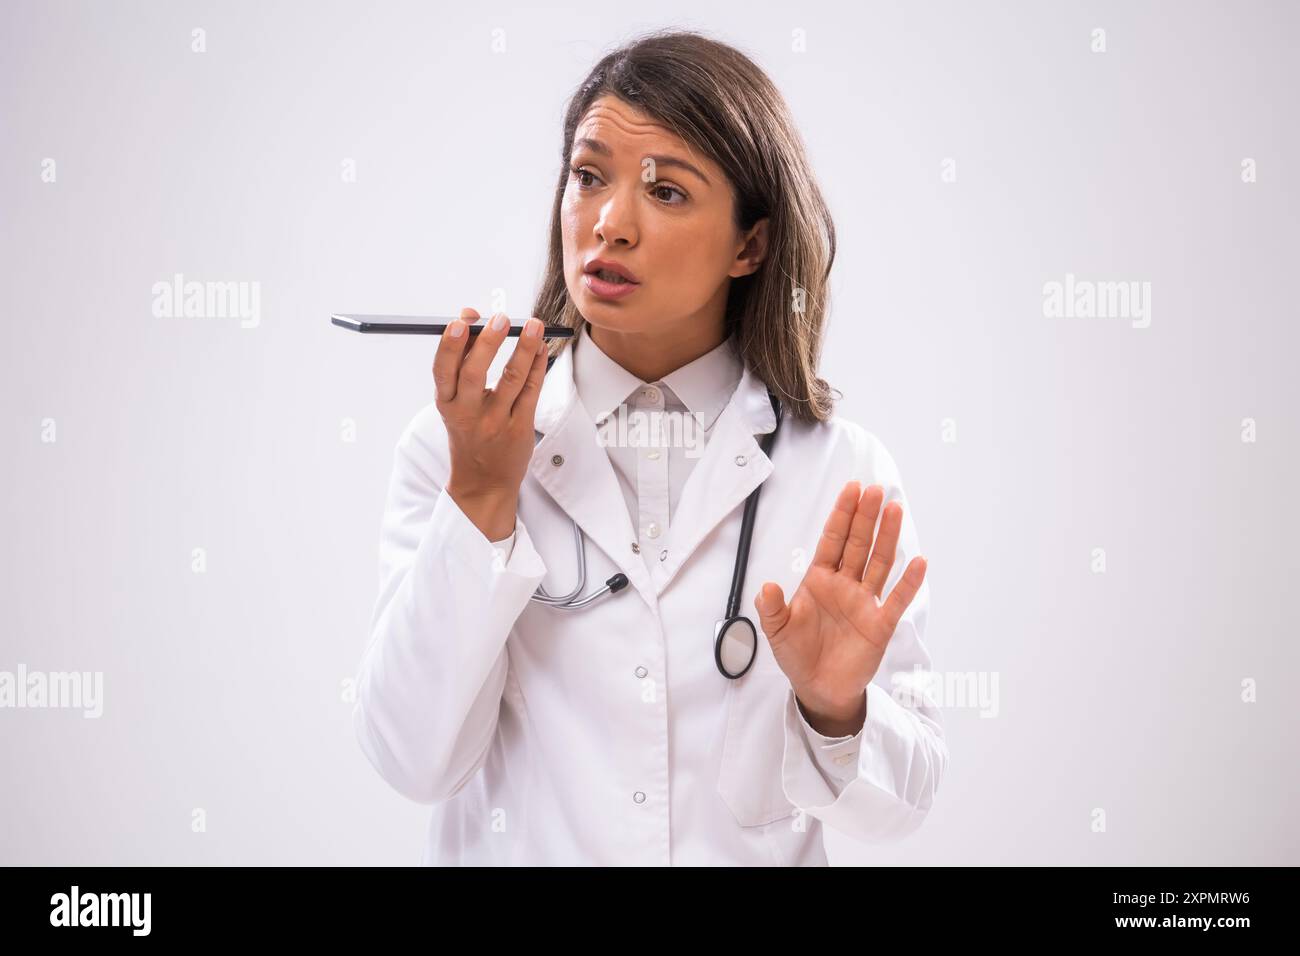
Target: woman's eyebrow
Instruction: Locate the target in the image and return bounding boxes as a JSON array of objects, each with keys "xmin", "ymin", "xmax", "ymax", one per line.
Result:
[{"xmin": 573, "ymin": 137, "xmax": 711, "ymax": 186}]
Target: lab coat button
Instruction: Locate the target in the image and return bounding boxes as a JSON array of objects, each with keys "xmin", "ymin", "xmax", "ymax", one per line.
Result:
[
  {"xmin": 633, "ymin": 791, "xmax": 646, "ymax": 804},
  {"xmin": 735, "ymin": 455, "xmax": 747, "ymax": 466},
  {"xmin": 635, "ymin": 666, "xmax": 648, "ymax": 678},
  {"xmin": 551, "ymin": 454, "xmax": 565, "ymax": 467},
  {"xmin": 631, "ymin": 542, "xmax": 640, "ymax": 554},
  {"xmin": 659, "ymin": 550, "xmax": 667, "ymax": 562}
]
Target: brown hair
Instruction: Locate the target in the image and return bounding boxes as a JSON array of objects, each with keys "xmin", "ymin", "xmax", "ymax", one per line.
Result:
[{"xmin": 532, "ymin": 29, "xmax": 839, "ymax": 423}]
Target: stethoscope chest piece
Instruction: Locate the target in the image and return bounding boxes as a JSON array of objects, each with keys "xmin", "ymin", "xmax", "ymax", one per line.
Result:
[{"xmin": 714, "ymin": 616, "xmax": 758, "ymax": 679}]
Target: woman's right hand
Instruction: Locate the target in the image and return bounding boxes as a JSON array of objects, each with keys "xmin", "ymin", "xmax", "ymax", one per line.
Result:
[{"xmin": 434, "ymin": 307, "xmax": 550, "ymax": 541}]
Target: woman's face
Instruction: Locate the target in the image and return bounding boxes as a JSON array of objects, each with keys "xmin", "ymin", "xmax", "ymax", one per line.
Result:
[{"xmin": 561, "ymin": 95, "xmax": 767, "ymax": 341}]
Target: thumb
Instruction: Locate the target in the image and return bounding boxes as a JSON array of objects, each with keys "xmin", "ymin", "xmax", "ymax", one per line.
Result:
[{"xmin": 753, "ymin": 582, "xmax": 790, "ymax": 637}]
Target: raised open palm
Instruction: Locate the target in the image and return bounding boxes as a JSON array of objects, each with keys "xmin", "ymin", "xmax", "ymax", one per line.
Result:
[{"xmin": 754, "ymin": 481, "xmax": 927, "ymax": 724}]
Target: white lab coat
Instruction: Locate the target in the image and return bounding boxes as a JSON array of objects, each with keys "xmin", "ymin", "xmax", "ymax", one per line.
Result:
[{"xmin": 353, "ymin": 342, "xmax": 947, "ymax": 865}]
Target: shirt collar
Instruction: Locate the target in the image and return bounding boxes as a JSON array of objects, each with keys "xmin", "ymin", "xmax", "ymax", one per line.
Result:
[{"xmin": 571, "ymin": 321, "xmax": 744, "ymax": 431}]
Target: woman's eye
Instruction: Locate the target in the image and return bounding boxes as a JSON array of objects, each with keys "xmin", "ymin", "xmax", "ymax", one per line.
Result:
[
  {"xmin": 651, "ymin": 183, "xmax": 686, "ymax": 205},
  {"xmin": 570, "ymin": 166, "xmax": 597, "ymax": 188}
]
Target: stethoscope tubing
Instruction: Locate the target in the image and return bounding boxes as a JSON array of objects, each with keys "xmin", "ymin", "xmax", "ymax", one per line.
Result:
[
  {"xmin": 723, "ymin": 393, "xmax": 783, "ymax": 620},
  {"xmin": 533, "ymin": 520, "xmax": 629, "ymax": 609}
]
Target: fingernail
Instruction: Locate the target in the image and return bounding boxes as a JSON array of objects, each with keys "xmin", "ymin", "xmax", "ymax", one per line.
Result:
[
  {"xmin": 448, "ymin": 320, "xmax": 465, "ymax": 338},
  {"xmin": 524, "ymin": 318, "xmax": 541, "ymax": 338},
  {"xmin": 491, "ymin": 314, "xmax": 509, "ymax": 332}
]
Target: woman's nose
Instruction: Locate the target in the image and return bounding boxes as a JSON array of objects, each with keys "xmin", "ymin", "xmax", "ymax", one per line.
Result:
[{"xmin": 594, "ymin": 191, "xmax": 638, "ymax": 246}]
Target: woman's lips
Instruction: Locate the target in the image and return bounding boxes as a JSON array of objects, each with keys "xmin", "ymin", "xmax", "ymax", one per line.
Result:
[{"xmin": 583, "ymin": 271, "xmax": 641, "ymax": 300}]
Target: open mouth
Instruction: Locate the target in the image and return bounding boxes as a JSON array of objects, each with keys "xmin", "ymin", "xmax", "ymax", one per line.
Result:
[{"xmin": 584, "ymin": 268, "xmax": 641, "ymax": 299}]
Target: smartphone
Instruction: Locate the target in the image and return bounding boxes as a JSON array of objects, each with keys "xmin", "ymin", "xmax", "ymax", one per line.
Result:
[{"xmin": 331, "ymin": 314, "xmax": 575, "ymax": 339}]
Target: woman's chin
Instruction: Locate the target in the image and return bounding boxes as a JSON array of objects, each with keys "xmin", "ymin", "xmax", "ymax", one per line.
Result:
[{"xmin": 579, "ymin": 291, "xmax": 640, "ymax": 319}]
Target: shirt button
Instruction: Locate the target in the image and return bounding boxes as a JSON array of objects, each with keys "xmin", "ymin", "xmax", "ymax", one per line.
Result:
[
  {"xmin": 642, "ymin": 387, "xmax": 660, "ymax": 403},
  {"xmin": 645, "ymin": 522, "xmax": 660, "ymax": 539},
  {"xmin": 646, "ymin": 449, "xmax": 660, "ymax": 460},
  {"xmin": 633, "ymin": 791, "xmax": 646, "ymax": 804},
  {"xmin": 635, "ymin": 666, "xmax": 648, "ymax": 678},
  {"xmin": 834, "ymin": 753, "xmax": 857, "ymax": 765}
]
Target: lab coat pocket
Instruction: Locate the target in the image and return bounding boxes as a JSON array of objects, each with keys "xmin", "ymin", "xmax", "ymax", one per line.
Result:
[{"xmin": 716, "ymin": 659, "xmax": 797, "ymax": 828}]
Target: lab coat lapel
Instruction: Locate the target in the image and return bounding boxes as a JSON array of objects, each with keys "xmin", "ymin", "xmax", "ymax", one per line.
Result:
[
  {"xmin": 529, "ymin": 344, "xmax": 657, "ymax": 608},
  {"xmin": 654, "ymin": 365, "xmax": 778, "ymax": 596}
]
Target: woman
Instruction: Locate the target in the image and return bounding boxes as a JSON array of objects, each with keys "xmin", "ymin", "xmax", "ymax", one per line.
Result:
[{"xmin": 353, "ymin": 30, "xmax": 945, "ymax": 866}]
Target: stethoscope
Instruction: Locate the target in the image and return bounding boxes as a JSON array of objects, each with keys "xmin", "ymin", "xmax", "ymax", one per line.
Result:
[{"xmin": 529, "ymin": 354, "xmax": 784, "ymax": 680}]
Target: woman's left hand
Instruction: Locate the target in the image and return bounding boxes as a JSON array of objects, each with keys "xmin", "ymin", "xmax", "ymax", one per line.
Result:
[{"xmin": 754, "ymin": 481, "xmax": 928, "ymax": 736}]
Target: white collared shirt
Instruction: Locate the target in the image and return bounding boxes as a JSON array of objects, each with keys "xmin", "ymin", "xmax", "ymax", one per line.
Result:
[
  {"xmin": 574, "ymin": 322, "xmax": 742, "ymax": 574},
  {"xmin": 489, "ymin": 323, "xmax": 741, "ymax": 568}
]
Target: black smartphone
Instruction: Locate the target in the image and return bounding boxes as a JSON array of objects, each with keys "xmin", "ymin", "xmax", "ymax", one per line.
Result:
[{"xmin": 331, "ymin": 314, "xmax": 575, "ymax": 339}]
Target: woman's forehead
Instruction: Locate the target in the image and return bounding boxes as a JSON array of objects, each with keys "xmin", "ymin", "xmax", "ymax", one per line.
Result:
[
  {"xmin": 575, "ymin": 96, "xmax": 686, "ymax": 151},
  {"xmin": 573, "ymin": 96, "xmax": 719, "ymax": 183}
]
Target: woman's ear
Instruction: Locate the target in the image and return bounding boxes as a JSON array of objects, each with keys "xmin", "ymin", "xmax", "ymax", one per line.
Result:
[{"xmin": 729, "ymin": 217, "xmax": 770, "ymax": 278}]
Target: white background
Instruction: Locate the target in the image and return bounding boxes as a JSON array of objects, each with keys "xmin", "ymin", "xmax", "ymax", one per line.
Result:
[{"xmin": 1, "ymin": 0, "xmax": 1295, "ymax": 864}]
